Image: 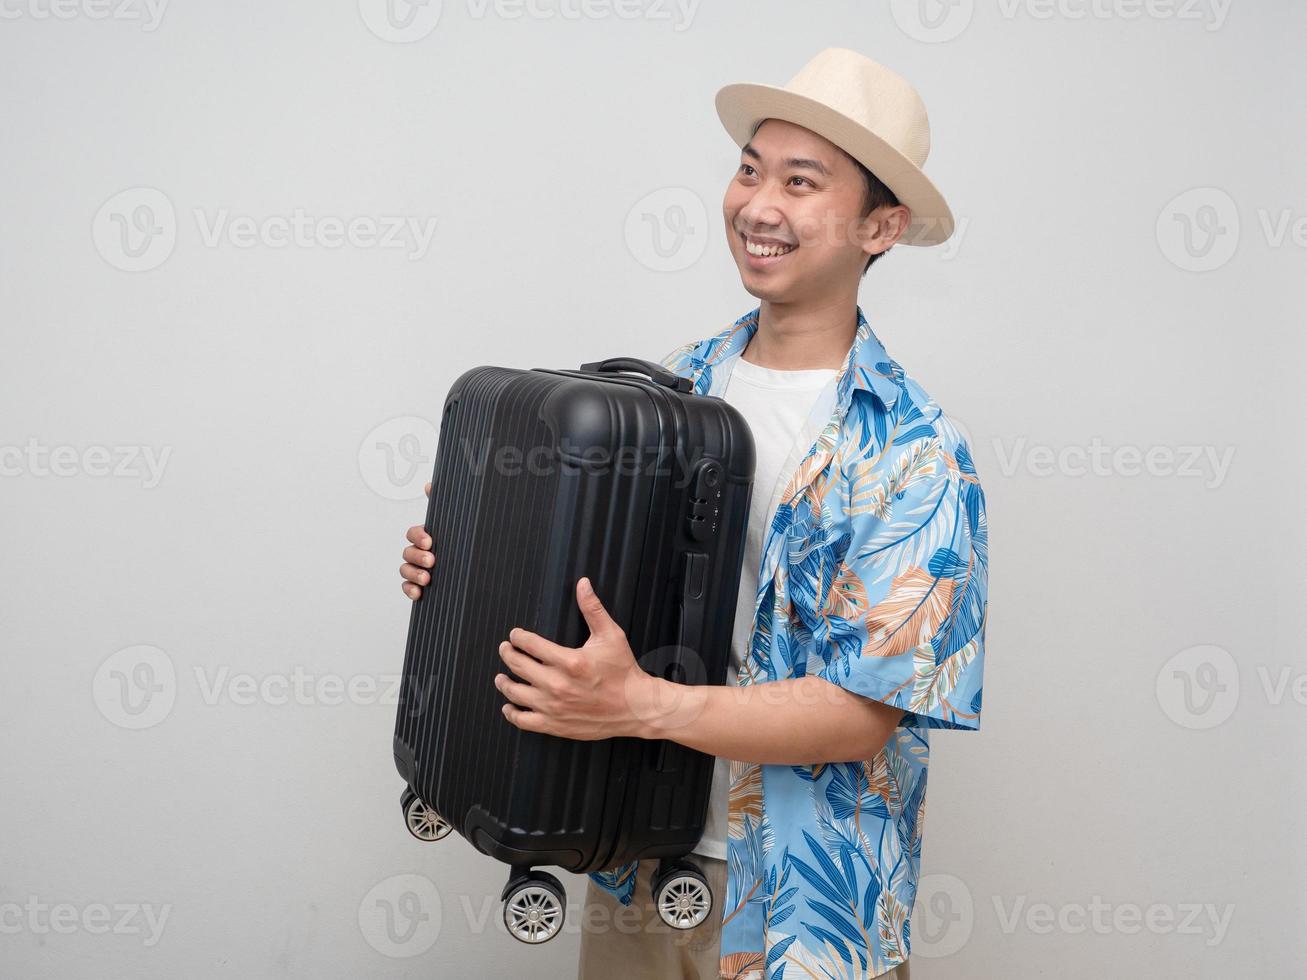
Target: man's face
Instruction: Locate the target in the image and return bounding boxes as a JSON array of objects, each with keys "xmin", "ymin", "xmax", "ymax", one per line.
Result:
[{"xmin": 722, "ymin": 118, "xmax": 894, "ymax": 302}]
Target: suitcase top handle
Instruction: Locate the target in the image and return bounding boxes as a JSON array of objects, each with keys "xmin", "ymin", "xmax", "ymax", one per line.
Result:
[{"xmin": 578, "ymin": 357, "xmax": 693, "ymax": 394}]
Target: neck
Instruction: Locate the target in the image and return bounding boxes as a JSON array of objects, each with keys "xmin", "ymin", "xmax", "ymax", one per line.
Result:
[{"xmin": 741, "ymin": 295, "xmax": 861, "ymax": 371}]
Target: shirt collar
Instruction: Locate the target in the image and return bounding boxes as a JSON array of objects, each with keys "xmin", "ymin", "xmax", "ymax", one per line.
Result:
[{"xmin": 687, "ymin": 305, "xmax": 902, "ymax": 412}]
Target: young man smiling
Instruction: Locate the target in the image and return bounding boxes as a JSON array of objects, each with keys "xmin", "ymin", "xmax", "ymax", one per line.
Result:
[{"xmin": 399, "ymin": 48, "xmax": 988, "ymax": 980}]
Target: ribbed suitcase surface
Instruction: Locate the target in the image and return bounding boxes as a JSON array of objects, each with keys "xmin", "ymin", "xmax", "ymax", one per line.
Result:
[{"xmin": 394, "ymin": 359, "xmax": 754, "ymax": 874}]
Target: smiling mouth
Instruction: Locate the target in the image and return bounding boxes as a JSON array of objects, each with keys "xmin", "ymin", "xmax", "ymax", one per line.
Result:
[{"xmin": 740, "ymin": 232, "xmax": 798, "ymax": 258}]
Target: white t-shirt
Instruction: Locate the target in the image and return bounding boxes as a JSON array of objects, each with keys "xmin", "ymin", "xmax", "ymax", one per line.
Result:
[{"xmin": 691, "ymin": 354, "xmax": 839, "ymax": 861}]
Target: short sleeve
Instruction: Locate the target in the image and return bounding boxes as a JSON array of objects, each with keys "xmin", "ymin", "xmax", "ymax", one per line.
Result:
[{"xmin": 816, "ymin": 414, "xmax": 988, "ymax": 731}]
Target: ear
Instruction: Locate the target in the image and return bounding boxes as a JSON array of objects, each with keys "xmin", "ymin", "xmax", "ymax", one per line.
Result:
[{"xmin": 857, "ymin": 203, "xmax": 912, "ymax": 257}]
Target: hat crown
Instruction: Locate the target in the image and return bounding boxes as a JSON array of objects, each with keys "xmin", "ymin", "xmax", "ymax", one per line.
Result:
[{"xmin": 784, "ymin": 48, "xmax": 932, "ymax": 167}]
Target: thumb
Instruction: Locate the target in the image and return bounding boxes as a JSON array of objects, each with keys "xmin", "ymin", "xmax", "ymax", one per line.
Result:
[{"xmin": 576, "ymin": 577, "xmax": 621, "ymax": 640}]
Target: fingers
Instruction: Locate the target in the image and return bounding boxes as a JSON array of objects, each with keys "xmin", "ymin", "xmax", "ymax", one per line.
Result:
[
  {"xmin": 498, "ymin": 641, "xmax": 552, "ymax": 687},
  {"xmin": 403, "ymin": 545, "xmax": 434, "ymax": 569},
  {"xmin": 399, "ymin": 562, "xmax": 430, "ymax": 586},
  {"xmin": 494, "ymin": 671, "xmax": 543, "ymax": 711},
  {"xmin": 507, "ymin": 626, "xmax": 568, "ymax": 666},
  {"xmin": 401, "ymin": 526, "xmax": 434, "ymax": 601},
  {"xmin": 501, "ymin": 701, "xmax": 547, "ymax": 733},
  {"xmin": 576, "ymin": 577, "xmax": 621, "ymax": 640},
  {"xmin": 424, "ymin": 481, "xmax": 432, "ymax": 498}
]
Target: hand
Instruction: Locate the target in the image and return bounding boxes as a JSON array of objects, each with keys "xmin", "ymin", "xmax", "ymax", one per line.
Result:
[
  {"xmin": 495, "ymin": 577, "xmax": 660, "ymax": 741},
  {"xmin": 399, "ymin": 481, "xmax": 434, "ymax": 600}
]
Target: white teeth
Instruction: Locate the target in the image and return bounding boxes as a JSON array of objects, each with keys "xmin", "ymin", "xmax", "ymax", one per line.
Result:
[{"xmin": 745, "ymin": 237, "xmax": 795, "ymax": 257}]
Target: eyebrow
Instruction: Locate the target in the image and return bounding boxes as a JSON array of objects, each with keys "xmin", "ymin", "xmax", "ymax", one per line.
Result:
[{"xmin": 741, "ymin": 142, "xmax": 832, "ymax": 178}]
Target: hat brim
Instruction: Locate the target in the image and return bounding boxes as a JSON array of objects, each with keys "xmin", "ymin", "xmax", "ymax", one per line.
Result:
[{"xmin": 715, "ymin": 82, "xmax": 954, "ymax": 247}]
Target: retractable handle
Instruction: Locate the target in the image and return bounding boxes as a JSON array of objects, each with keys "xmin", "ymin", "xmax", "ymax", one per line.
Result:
[{"xmin": 578, "ymin": 356, "xmax": 693, "ymax": 393}]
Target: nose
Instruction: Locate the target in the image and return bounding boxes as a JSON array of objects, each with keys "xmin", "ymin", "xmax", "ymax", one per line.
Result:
[{"xmin": 737, "ymin": 178, "xmax": 787, "ymax": 235}]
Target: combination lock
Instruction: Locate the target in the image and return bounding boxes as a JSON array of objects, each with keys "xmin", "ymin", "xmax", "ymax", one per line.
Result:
[{"xmin": 686, "ymin": 460, "xmax": 723, "ymax": 542}]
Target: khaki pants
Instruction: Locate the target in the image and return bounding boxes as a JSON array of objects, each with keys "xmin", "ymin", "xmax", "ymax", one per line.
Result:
[{"xmin": 577, "ymin": 857, "xmax": 911, "ymax": 980}]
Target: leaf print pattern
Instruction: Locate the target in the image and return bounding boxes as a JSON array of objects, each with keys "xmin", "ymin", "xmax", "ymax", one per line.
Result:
[
  {"xmin": 847, "ymin": 435, "xmax": 942, "ymax": 521},
  {"xmin": 728, "ymin": 759, "xmax": 764, "ymax": 840},
  {"xmin": 821, "ymin": 559, "xmax": 870, "ymax": 626},
  {"xmin": 864, "ymin": 568, "xmax": 957, "ymax": 659},
  {"xmin": 587, "ymin": 306, "xmax": 988, "ymax": 979}
]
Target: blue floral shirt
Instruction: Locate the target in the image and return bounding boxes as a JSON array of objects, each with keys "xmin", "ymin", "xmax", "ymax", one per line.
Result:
[{"xmin": 589, "ymin": 305, "xmax": 988, "ymax": 979}]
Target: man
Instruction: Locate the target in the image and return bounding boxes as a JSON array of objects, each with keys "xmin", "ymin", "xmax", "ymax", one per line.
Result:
[{"xmin": 399, "ymin": 48, "xmax": 987, "ymax": 980}]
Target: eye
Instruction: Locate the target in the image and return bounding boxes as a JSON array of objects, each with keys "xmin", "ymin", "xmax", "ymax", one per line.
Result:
[
  {"xmin": 738, "ymin": 164, "xmax": 757, "ymax": 177},
  {"xmin": 788, "ymin": 176, "xmax": 812, "ymax": 188}
]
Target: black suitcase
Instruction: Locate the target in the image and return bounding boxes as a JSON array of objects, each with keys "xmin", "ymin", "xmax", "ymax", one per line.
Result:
[{"xmin": 392, "ymin": 356, "xmax": 755, "ymax": 943}]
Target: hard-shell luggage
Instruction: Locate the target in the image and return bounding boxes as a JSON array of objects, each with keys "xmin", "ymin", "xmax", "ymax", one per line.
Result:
[{"xmin": 392, "ymin": 356, "xmax": 755, "ymax": 943}]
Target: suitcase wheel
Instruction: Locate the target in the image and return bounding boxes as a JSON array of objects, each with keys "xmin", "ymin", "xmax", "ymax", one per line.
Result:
[
  {"xmin": 652, "ymin": 860, "xmax": 713, "ymax": 930},
  {"xmin": 502, "ymin": 870, "xmax": 566, "ymax": 944},
  {"xmin": 400, "ymin": 787, "xmax": 452, "ymax": 843}
]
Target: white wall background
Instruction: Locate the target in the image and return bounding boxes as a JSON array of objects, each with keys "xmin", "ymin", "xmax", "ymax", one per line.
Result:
[{"xmin": 2, "ymin": 1, "xmax": 1303, "ymax": 976}]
